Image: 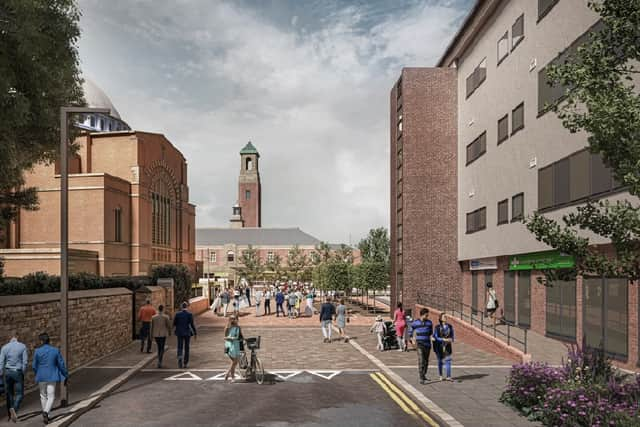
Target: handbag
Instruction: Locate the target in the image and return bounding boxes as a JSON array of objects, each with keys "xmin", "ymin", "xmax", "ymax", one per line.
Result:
[{"xmin": 495, "ymin": 299, "xmax": 500, "ymax": 308}]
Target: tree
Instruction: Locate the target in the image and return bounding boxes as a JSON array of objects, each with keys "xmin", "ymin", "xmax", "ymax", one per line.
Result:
[
  {"xmin": 325, "ymin": 260, "xmax": 350, "ymax": 294},
  {"xmin": 333, "ymin": 243, "xmax": 354, "ymax": 264},
  {"xmin": 235, "ymin": 245, "xmax": 264, "ymax": 286},
  {"xmin": 311, "ymin": 241, "xmax": 332, "ymax": 266},
  {"xmin": 0, "ymin": 0, "xmax": 85, "ymax": 237},
  {"xmin": 525, "ymin": 1, "xmax": 640, "ymax": 282},
  {"xmin": 286, "ymin": 245, "xmax": 309, "ymax": 281},
  {"xmin": 152, "ymin": 264, "xmax": 192, "ymax": 309},
  {"xmin": 358, "ymin": 227, "xmax": 390, "ymax": 264},
  {"xmin": 361, "ymin": 261, "xmax": 390, "ymax": 313},
  {"xmin": 265, "ymin": 252, "xmax": 286, "ymax": 282}
]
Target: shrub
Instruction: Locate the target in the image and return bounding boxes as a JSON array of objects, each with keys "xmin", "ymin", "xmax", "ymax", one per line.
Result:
[
  {"xmin": 151, "ymin": 264, "xmax": 193, "ymax": 309},
  {"xmin": 0, "ymin": 272, "xmax": 153, "ymax": 296},
  {"xmin": 500, "ymin": 362, "xmax": 565, "ymax": 414}
]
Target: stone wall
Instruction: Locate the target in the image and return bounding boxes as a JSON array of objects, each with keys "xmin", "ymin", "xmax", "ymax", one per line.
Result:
[
  {"xmin": 0, "ymin": 288, "xmax": 132, "ymax": 388},
  {"xmin": 188, "ymin": 296, "xmax": 209, "ymax": 316},
  {"xmin": 133, "ymin": 286, "xmax": 174, "ymax": 338}
]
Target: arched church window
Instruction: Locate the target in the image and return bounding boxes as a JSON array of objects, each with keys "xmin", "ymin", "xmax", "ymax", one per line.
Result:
[
  {"xmin": 246, "ymin": 157, "xmax": 253, "ymax": 171},
  {"xmin": 227, "ymin": 250, "xmax": 235, "ymax": 262},
  {"xmin": 151, "ymin": 179, "xmax": 172, "ymax": 246}
]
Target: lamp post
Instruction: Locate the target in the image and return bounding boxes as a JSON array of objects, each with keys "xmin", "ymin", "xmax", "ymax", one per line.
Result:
[{"xmin": 59, "ymin": 106, "xmax": 109, "ymax": 406}]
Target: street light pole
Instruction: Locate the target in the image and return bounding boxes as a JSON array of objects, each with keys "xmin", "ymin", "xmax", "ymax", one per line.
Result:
[{"xmin": 59, "ymin": 106, "xmax": 109, "ymax": 407}]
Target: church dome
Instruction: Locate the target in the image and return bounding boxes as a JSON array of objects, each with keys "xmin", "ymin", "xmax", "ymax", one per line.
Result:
[{"xmin": 83, "ymin": 79, "xmax": 122, "ymax": 119}]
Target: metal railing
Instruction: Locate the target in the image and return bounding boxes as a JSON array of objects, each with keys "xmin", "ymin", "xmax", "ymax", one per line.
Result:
[{"xmin": 417, "ymin": 292, "xmax": 528, "ymax": 354}]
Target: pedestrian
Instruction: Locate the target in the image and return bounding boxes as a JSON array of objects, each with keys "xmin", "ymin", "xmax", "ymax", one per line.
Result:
[
  {"xmin": 319, "ymin": 297, "xmax": 336, "ymax": 343},
  {"xmin": 485, "ymin": 282, "xmax": 498, "ymax": 328},
  {"xmin": 254, "ymin": 288, "xmax": 263, "ymax": 317},
  {"xmin": 275, "ymin": 288, "xmax": 285, "ymax": 317},
  {"xmin": 304, "ymin": 289, "xmax": 314, "ymax": 317},
  {"xmin": 0, "ymin": 333, "xmax": 28, "ymax": 423},
  {"xmin": 433, "ymin": 312, "xmax": 455, "ymax": 381},
  {"xmin": 288, "ymin": 291, "xmax": 298, "ymax": 319},
  {"xmin": 151, "ymin": 305, "xmax": 172, "ymax": 368},
  {"xmin": 210, "ymin": 293, "xmax": 221, "ymax": 315},
  {"xmin": 223, "ymin": 316, "xmax": 243, "ymax": 382},
  {"xmin": 174, "ymin": 302, "xmax": 197, "ymax": 369},
  {"xmin": 393, "ymin": 302, "xmax": 407, "ymax": 352},
  {"xmin": 336, "ymin": 299, "xmax": 349, "ymax": 342},
  {"xmin": 138, "ymin": 298, "xmax": 156, "ymax": 353},
  {"xmin": 221, "ymin": 289, "xmax": 230, "ymax": 317},
  {"xmin": 233, "ymin": 288, "xmax": 241, "ymax": 315},
  {"xmin": 409, "ymin": 308, "xmax": 434, "ymax": 384},
  {"xmin": 32, "ymin": 333, "xmax": 68, "ymax": 425},
  {"xmin": 370, "ymin": 315, "xmax": 387, "ymax": 351},
  {"xmin": 264, "ymin": 287, "xmax": 272, "ymax": 315},
  {"xmin": 245, "ymin": 286, "xmax": 251, "ymax": 307}
]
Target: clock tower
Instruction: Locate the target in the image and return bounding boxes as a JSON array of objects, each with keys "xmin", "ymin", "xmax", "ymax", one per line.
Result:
[{"xmin": 237, "ymin": 141, "xmax": 261, "ymax": 228}]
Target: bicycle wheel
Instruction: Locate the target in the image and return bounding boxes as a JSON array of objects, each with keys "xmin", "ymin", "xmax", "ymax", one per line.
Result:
[
  {"xmin": 239, "ymin": 353, "xmax": 248, "ymax": 370},
  {"xmin": 253, "ymin": 356, "xmax": 265, "ymax": 385}
]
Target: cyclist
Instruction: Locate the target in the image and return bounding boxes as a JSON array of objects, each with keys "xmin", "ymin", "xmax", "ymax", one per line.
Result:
[{"xmin": 223, "ymin": 316, "xmax": 243, "ymax": 382}]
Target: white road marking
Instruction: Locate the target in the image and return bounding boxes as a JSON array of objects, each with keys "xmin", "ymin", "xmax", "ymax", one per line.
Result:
[
  {"xmin": 307, "ymin": 370, "xmax": 341, "ymax": 380},
  {"xmin": 270, "ymin": 370, "xmax": 303, "ymax": 380},
  {"xmin": 165, "ymin": 371, "xmax": 203, "ymax": 381}
]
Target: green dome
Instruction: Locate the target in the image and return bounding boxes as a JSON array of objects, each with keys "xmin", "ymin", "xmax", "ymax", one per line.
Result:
[{"xmin": 240, "ymin": 141, "xmax": 259, "ymax": 155}]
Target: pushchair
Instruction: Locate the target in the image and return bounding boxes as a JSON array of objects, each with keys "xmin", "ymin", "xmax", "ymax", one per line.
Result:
[{"xmin": 382, "ymin": 320, "xmax": 399, "ymax": 350}]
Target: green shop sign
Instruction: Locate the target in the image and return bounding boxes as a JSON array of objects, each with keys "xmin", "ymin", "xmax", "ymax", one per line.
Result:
[{"xmin": 509, "ymin": 250, "xmax": 575, "ymax": 271}]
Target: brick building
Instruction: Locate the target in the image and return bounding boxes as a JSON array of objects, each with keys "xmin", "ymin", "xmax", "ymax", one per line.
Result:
[
  {"xmin": 391, "ymin": 0, "xmax": 639, "ymax": 369},
  {"xmin": 0, "ymin": 81, "xmax": 196, "ymax": 277}
]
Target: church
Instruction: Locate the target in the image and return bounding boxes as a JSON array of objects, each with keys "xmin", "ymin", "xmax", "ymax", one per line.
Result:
[
  {"xmin": 0, "ymin": 80, "xmax": 196, "ymax": 277},
  {"xmin": 196, "ymin": 142, "xmax": 354, "ymax": 287}
]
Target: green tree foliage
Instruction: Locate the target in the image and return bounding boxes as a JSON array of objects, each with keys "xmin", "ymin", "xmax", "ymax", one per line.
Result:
[
  {"xmin": 235, "ymin": 245, "xmax": 264, "ymax": 285},
  {"xmin": 265, "ymin": 252, "xmax": 286, "ymax": 281},
  {"xmin": 0, "ymin": 0, "xmax": 85, "ymax": 236},
  {"xmin": 151, "ymin": 264, "xmax": 193, "ymax": 309},
  {"xmin": 358, "ymin": 227, "xmax": 390, "ymax": 264},
  {"xmin": 526, "ymin": 1, "xmax": 640, "ymax": 281},
  {"xmin": 325, "ymin": 260, "xmax": 351, "ymax": 292},
  {"xmin": 312, "ymin": 262, "xmax": 328, "ymax": 291},
  {"xmin": 311, "ymin": 241, "xmax": 332, "ymax": 266},
  {"xmin": 287, "ymin": 245, "xmax": 309, "ymax": 281},
  {"xmin": 360, "ymin": 261, "xmax": 390, "ymax": 292},
  {"xmin": 333, "ymin": 243, "xmax": 355, "ymax": 264}
]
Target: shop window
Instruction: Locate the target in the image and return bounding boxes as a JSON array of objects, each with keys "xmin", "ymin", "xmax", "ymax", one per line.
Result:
[
  {"xmin": 546, "ymin": 278, "xmax": 576, "ymax": 340},
  {"xmin": 583, "ymin": 277, "xmax": 628, "ymax": 357}
]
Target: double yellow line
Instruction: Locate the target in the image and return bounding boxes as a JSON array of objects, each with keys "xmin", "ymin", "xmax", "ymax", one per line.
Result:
[{"xmin": 369, "ymin": 372, "xmax": 439, "ymax": 427}]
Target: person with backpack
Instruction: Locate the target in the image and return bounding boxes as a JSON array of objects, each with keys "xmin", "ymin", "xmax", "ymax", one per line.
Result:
[
  {"xmin": 433, "ymin": 312, "xmax": 455, "ymax": 381},
  {"xmin": 409, "ymin": 308, "xmax": 433, "ymax": 384}
]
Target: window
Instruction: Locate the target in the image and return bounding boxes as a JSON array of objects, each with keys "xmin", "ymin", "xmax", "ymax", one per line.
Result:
[
  {"xmin": 512, "ymin": 193, "xmax": 524, "ymax": 221},
  {"xmin": 512, "ymin": 102, "xmax": 524, "ymax": 134},
  {"xmin": 517, "ymin": 271, "xmax": 531, "ymax": 327},
  {"xmin": 267, "ymin": 251, "xmax": 274, "ymax": 263},
  {"xmin": 538, "ymin": 149, "xmax": 621, "ymax": 211},
  {"xmin": 538, "ymin": 0, "xmax": 559, "ymax": 21},
  {"xmin": 546, "ymin": 278, "xmax": 576, "ymax": 340},
  {"xmin": 246, "ymin": 157, "xmax": 253, "ymax": 171},
  {"xmin": 227, "ymin": 251, "xmax": 235, "ymax": 263},
  {"xmin": 151, "ymin": 181, "xmax": 172, "ymax": 246},
  {"xmin": 511, "ymin": 14, "xmax": 524, "ymax": 50},
  {"xmin": 90, "ymin": 116, "xmax": 96, "ymax": 128},
  {"xmin": 99, "ymin": 118, "xmax": 104, "ymax": 130},
  {"xmin": 245, "ymin": 190, "xmax": 251, "ymax": 200},
  {"xmin": 584, "ymin": 277, "xmax": 628, "ymax": 357},
  {"xmin": 497, "ymin": 31, "xmax": 509, "ymax": 65},
  {"xmin": 465, "ymin": 57, "xmax": 487, "ymax": 98},
  {"xmin": 466, "ymin": 131, "xmax": 486, "ymax": 165},
  {"xmin": 497, "ymin": 114, "xmax": 509, "ymax": 144},
  {"xmin": 209, "ymin": 252, "xmax": 217, "ymax": 263},
  {"xmin": 466, "ymin": 207, "xmax": 487, "ymax": 234},
  {"xmin": 114, "ymin": 208, "xmax": 122, "ymax": 242},
  {"xmin": 497, "ymin": 199, "xmax": 509, "ymax": 225}
]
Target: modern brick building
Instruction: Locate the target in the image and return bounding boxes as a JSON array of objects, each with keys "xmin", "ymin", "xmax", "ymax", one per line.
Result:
[
  {"xmin": 0, "ymin": 82, "xmax": 196, "ymax": 277},
  {"xmin": 392, "ymin": 0, "xmax": 639, "ymax": 369}
]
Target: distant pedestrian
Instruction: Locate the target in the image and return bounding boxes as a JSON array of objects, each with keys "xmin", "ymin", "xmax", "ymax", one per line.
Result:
[
  {"xmin": 288, "ymin": 292, "xmax": 298, "ymax": 319},
  {"xmin": 434, "ymin": 312, "xmax": 455, "ymax": 381},
  {"xmin": 221, "ymin": 289, "xmax": 231, "ymax": 317},
  {"xmin": 336, "ymin": 299, "xmax": 349, "ymax": 342},
  {"xmin": 319, "ymin": 297, "xmax": 336, "ymax": 343},
  {"xmin": 275, "ymin": 289, "xmax": 285, "ymax": 317},
  {"xmin": 0, "ymin": 333, "xmax": 28, "ymax": 423},
  {"xmin": 409, "ymin": 308, "xmax": 433, "ymax": 384},
  {"xmin": 32, "ymin": 333, "xmax": 68, "ymax": 425},
  {"xmin": 151, "ymin": 305, "xmax": 172, "ymax": 368},
  {"xmin": 485, "ymin": 282, "xmax": 498, "ymax": 328},
  {"xmin": 245, "ymin": 286, "xmax": 251, "ymax": 307},
  {"xmin": 233, "ymin": 288, "xmax": 241, "ymax": 315},
  {"xmin": 393, "ymin": 302, "xmax": 407, "ymax": 352},
  {"xmin": 370, "ymin": 315, "xmax": 387, "ymax": 351},
  {"xmin": 210, "ymin": 293, "xmax": 221, "ymax": 315},
  {"xmin": 305, "ymin": 290, "xmax": 314, "ymax": 317},
  {"xmin": 174, "ymin": 302, "xmax": 197, "ymax": 369},
  {"xmin": 264, "ymin": 288, "xmax": 272, "ymax": 315},
  {"xmin": 254, "ymin": 288, "xmax": 263, "ymax": 317},
  {"xmin": 138, "ymin": 299, "xmax": 156, "ymax": 353},
  {"xmin": 223, "ymin": 316, "xmax": 243, "ymax": 382}
]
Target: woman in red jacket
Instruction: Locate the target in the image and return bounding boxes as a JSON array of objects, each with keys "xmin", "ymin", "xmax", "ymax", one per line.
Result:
[{"xmin": 393, "ymin": 302, "xmax": 407, "ymax": 351}]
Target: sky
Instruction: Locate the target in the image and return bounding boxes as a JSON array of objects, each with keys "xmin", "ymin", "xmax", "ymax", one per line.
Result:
[{"xmin": 76, "ymin": 0, "xmax": 473, "ymax": 245}]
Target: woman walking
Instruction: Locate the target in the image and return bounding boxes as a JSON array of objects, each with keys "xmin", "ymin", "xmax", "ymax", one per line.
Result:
[
  {"xmin": 224, "ymin": 316, "xmax": 243, "ymax": 382},
  {"xmin": 336, "ymin": 299, "xmax": 349, "ymax": 342},
  {"xmin": 433, "ymin": 313, "xmax": 455, "ymax": 381},
  {"xmin": 485, "ymin": 282, "xmax": 498, "ymax": 328},
  {"xmin": 393, "ymin": 302, "xmax": 407, "ymax": 351}
]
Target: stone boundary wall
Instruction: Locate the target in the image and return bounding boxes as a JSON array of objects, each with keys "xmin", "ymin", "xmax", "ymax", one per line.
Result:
[
  {"xmin": 188, "ymin": 296, "xmax": 209, "ymax": 315},
  {"xmin": 415, "ymin": 304, "xmax": 529, "ymax": 364},
  {"xmin": 0, "ymin": 288, "xmax": 133, "ymax": 388},
  {"xmin": 134, "ymin": 286, "xmax": 174, "ymax": 337}
]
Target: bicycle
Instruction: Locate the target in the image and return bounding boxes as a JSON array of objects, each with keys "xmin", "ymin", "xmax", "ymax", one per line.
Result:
[{"xmin": 239, "ymin": 336, "xmax": 265, "ymax": 384}]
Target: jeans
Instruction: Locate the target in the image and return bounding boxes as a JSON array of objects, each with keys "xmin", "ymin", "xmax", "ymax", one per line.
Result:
[
  {"xmin": 321, "ymin": 320, "xmax": 332, "ymax": 339},
  {"xmin": 264, "ymin": 299, "xmax": 271, "ymax": 315},
  {"xmin": 177, "ymin": 335, "xmax": 191, "ymax": 366},
  {"xmin": 276, "ymin": 302, "xmax": 284, "ymax": 316},
  {"xmin": 39, "ymin": 382, "xmax": 56, "ymax": 414},
  {"xmin": 437, "ymin": 354, "xmax": 452, "ymax": 378},
  {"xmin": 140, "ymin": 322, "xmax": 152, "ymax": 352},
  {"xmin": 155, "ymin": 337, "xmax": 167, "ymax": 366},
  {"xmin": 416, "ymin": 343, "xmax": 431, "ymax": 380},
  {"xmin": 4, "ymin": 369, "xmax": 24, "ymax": 412}
]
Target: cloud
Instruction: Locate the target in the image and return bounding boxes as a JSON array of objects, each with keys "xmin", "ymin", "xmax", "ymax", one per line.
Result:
[{"xmin": 77, "ymin": 0, "xmax": 470, "ymax": 244}]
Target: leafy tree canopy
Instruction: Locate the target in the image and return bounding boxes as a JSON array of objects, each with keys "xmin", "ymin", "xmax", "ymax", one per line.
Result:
[{"xmin": 358, "ymin": 227, "xmax": 390, "ymax": 264}]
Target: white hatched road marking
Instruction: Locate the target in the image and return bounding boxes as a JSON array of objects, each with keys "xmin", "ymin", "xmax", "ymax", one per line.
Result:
[
  {"xmin": 307, "ymin": 370, "xmax": 341, "ymax": 380},
  {"xmin": 160, "ymin": 370, "xmax": 347, "ymax": 381},
  {"xmin": 165, "ymin": 371, "xmax": 203, "ymax": 381}
]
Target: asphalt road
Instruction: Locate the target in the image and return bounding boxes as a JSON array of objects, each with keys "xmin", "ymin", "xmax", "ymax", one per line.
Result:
[{"xmin": 72, "ymin": 369, "xmax": 429, "ymax": 427}]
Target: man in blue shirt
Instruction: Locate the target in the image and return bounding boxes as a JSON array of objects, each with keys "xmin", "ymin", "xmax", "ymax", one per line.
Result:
[
  {"xmin": 409, "ymin": 308, "xmax": 433, "ymax": 384},
  {"xmin": 174, "ymin": 302, "xmax": 197, "ymax": 369},
  {"xmin": 0, "ymin": 333, "xmax": 28, "ymax": 422},
  {"xmin": 275, "ymin": 289, "xmax": 285, "ymax": 317},
  {"xmin": 319, "ymin": 297, "xmax": 336, "ymax": 343}
]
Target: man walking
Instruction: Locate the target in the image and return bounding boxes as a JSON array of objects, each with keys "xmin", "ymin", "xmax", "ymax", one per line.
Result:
[
  {"xmin": 254, "ymin": 288, "xmax": 263, "ymax": 317},
  {"xmin": 275, "ymin": 288, "xmax": 285, "ymax": 317},
  {"xmin": 319, "ymin": 297, "xmax": 336, "ymax": 343},
  {"xmin": 221, "ymin": 289, "xmax": 230, "ymax": 317},
  {"xmin": 138, "ymin": 299, "xmax": 156, "ymax": 353},
  {"xmin": 287, "ymin": 291, "xmax": 298, "ymax": 319},
  {"xmin": 32, "ymin": 333, "xmax": 68, "ymax": 425},
  {"xmin": 409, "ymin": 308, "xmax": 434, "ymax": 384},
  {"xmin": 174, "ymin": 302, "xmax": 197, "ymax": 369},
  {"xmin": 151, "ymin": 305, "xmax": 172, "ymax": 368},
  {"xmin": 264, "ymin": 287, "xmax": 272, "ymax": 315},
  {"xmin": 245, "ymin": 286, "xmax": 251, "ymax": 307},
  {"xmin": 0, "ymin": 333, "xmax": 28, "ymax": 423}
]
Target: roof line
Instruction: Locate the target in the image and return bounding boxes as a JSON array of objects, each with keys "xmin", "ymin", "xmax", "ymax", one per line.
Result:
[{"xmin": 436, "ymin": 0, "xmax": 485, "ymax": 67}]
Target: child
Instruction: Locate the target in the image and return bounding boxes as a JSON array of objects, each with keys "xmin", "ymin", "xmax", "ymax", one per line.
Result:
[
  {"xmin": 433, "ymin": 312, "xmax": 455, "ymax": 381},
  {"xmin": 370, "ymin": 315, "xmax": 387, "ymax": 351}
]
